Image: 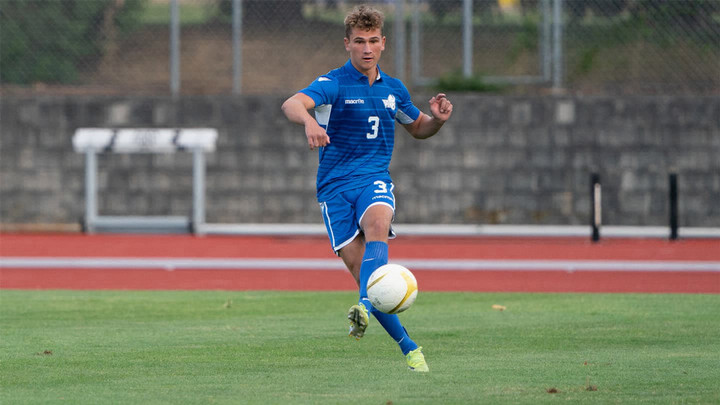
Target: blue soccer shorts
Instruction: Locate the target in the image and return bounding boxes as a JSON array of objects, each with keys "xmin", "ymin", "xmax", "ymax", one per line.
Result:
[{"xmin": 319, "ymin": 180, "xmax": 397, "ymax": 254}]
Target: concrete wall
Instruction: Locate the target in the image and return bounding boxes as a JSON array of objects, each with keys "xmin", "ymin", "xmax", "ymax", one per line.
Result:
[{"xmin": 1, "ymin": 94, "xmax": 718, "ymax": 228}]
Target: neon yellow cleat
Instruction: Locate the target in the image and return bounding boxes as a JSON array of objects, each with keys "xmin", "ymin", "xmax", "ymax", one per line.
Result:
[
  {"xmin": 406, "ymin": 347, "xmax": 429, "ymax": 372},
  {"xmin": 347, "ymin": 303, "xmax": 370, "ymax": 339}
]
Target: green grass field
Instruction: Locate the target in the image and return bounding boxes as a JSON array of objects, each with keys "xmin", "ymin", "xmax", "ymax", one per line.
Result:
[{"xmin": 1, "ymin": 290, "xmax": 718, "ymax": 404}]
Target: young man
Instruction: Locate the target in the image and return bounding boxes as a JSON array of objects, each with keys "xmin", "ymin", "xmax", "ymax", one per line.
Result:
[{"xmin": 281, "ymin": 5, "xmax": 452, "ymax": 372}]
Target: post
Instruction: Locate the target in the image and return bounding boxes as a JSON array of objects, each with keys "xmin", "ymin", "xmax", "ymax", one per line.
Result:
[
  {"xmin": 462, "ymin": 0, "xmax": 473, "ymax": 78},
  {"xmin": 170, "ymin": 0, "xmax": 181, "ymax": 97},
  {"xmin": 394, "ymin": 0, "xmax": 406, "ymax": 81},
  {"xmin": 551, "ymin": 0, "xmax": 563, "ymax": 91},
  {"xmin": 192, "ymin": 149, "xmax": 206, "ymax": 235},
  {"xmin": 84, "ymin": 151, "xmax": 98, "ymax": 234},
  {"xmin": 669, "ymin": 173, "xmax": 678, "ymax": 240},
  {"xmin": 411, "ymin": 0, "xmax": 422, "ymax": 86},
  {"xmin": 541, "ymin": 0, "xmax": 552, "ymax": 82},
  {"xmin": 232, "ymin": 0, "xmax": 243, "ymax": 95},
  {"xmin": 591, "ymin": 173, "xmax": 601, "ymax": 242}
]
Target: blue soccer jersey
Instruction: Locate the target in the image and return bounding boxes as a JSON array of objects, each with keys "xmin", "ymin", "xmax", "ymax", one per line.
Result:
[{"xmin": 300, "ymin": 60, "xmax": 421, "ymax": 201}]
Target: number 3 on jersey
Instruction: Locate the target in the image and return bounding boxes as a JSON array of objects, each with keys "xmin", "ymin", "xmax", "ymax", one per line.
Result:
[{"xmin": 366, "ymin": 116, "xmax": 379, "ymax": 139}]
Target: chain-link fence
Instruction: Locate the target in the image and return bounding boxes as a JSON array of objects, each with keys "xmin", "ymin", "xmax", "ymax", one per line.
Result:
[{"xmin": 1, "ymin": 0, "xmax": 719, "ymax": 96}]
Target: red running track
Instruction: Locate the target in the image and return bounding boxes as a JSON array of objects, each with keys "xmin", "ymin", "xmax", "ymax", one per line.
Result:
[{"xmin": 1, "ymin": 233, "xmax": 719, "ymax": 293}]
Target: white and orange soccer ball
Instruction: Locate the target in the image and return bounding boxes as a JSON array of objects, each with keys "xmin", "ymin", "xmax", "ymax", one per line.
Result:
[{"xmin": 367, "ymin": 264, "xmax": 418, "ymax": 314}]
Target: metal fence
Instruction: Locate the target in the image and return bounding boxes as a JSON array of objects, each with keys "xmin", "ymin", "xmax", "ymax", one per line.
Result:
[{"xmin": 1, "ymin": 0, "xmax": 719, "ymax": 96}]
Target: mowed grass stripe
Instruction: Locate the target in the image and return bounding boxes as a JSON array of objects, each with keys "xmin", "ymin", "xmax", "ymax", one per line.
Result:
[{"xmin": 1, "ymin": 290, "xmax": 718, "ymax": 404}]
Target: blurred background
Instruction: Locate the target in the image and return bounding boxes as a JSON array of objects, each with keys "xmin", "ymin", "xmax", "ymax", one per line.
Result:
[
  {"xmin": 1, "ymin": 0, "xmax": 719, "ymax": 232},
  {"xmin": 2, "ymin": 0, "xmax": 719, "ymax": 95}
]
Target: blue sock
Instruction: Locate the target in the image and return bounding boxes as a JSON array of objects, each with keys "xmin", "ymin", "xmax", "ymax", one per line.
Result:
[
  {"xmin": 358, "ymin": 241, "xmax": 388, "ymax": 302},
  {"xmin": 358, "ymin": 241, "xmax": 418, "ymax": 355},
  {"xmin": 373, "ymin": 312, "xmax": 419, "ymax": 355}
]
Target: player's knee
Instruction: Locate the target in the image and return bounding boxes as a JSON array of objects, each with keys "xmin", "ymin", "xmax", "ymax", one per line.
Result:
[{"xmin": 362, "ymin": 217, "xmax": 391, "ymax": 240}]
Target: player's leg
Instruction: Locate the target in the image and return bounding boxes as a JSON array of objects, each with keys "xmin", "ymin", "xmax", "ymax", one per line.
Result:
[
  {"xmin": 339, "ymin": 205, "xmax": 397, "ymax": 341},
  {"xmin": 355, "ymin": 185, "xmax": 423, "ymax": 366},
  {"xmin": 354, "ymin": 179, "xmax": 396, "ymax": 306},
  {"xmin": 359, "ymin": 207, "xmax": 423, "ymax": 362},
  {"xmin": 356, "ymin": 204, "xmax": 393, "ymax": 305},
  {"xmin": 359, "ymin": 209, "xmax": 419, "ymax": 354},
  {"xmin": 319, "ymin": 189, "xmax": 372, "ymax": 339}
]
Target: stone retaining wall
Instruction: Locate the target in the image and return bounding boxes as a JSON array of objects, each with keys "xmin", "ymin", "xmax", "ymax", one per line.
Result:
[{"xmin": 1, "ymin": 94, "xmax": 718, "ymax": 228}]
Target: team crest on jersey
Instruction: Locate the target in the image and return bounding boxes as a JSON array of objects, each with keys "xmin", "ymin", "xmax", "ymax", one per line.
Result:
[{"xmin": 382, "ymin": 94, "xmax": 396, "ymax": 111}]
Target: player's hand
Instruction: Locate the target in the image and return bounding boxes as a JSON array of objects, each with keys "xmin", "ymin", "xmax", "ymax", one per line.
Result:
[
  {"xmin": 429, "ymin": 93, "xmax": 453, "ymax": 122},
  {"xmin": 305, "ymin": 121, "xmax": 330, "ymax": 150}
]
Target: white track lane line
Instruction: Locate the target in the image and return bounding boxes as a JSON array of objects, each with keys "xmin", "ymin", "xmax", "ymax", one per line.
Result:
[{"xmin": 1, "ymin": 258, "xmax": 720, "ymax": 272}]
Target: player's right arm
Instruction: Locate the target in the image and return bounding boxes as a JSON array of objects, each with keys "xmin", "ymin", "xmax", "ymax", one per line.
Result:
[{"xmin": 281, "ymin": 93, "xmax": 330, "ymax": 150}]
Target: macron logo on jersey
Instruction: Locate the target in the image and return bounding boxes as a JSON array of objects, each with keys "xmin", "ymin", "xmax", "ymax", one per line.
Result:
[
  {"xmin": 345, "ymin": 99, "xmax": 365, "ymax": 105},
  {"xmin": 383, "ymin": 94, "xmax": 396, "ymax": 111}
]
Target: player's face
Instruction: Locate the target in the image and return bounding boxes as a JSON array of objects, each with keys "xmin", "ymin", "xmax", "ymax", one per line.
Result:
[{"xmin": 344, "ymin": 27, "xmax": 385, "ymax": 77}]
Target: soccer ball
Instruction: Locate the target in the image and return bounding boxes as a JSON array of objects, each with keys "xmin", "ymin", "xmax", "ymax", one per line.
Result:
[{"xmin": 367, "ymin": 263, "xmax": 418, "ymax": 314}]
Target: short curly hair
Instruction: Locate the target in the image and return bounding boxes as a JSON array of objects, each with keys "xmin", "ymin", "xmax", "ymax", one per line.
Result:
[{"xmin": 344, "ymin": 5, "xmax": 384, "ymax": 39}]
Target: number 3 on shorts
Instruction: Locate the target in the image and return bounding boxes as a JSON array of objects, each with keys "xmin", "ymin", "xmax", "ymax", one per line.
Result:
[{"xmin": 373, "ymin": 180, "xmax": 388, "ymax": 193}]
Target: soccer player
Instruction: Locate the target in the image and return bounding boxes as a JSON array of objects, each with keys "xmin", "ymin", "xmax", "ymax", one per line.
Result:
[{"xmin": 281, "ymin": 4, "xmax": 453, "ymax": 372}]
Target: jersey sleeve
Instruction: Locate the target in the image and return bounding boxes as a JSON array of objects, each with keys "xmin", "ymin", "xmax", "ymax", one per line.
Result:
[
  {"xmin": 394, "ymin": 81, "xmax": 421, "ymax": 125},
  {"xmin": 299, "ymin": 75, "xmax": 339, "ymax": 107}
]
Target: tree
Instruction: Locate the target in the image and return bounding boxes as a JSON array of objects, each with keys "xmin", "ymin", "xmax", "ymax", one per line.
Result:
[{"xmin": 0, "ymin": 0, "xmax": 146, "ymax": 85}]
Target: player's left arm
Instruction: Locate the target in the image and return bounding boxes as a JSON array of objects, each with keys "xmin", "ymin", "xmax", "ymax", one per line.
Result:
[{"xmin": 402, "ymin": 93, "xmax": 453, "ymax": 140}]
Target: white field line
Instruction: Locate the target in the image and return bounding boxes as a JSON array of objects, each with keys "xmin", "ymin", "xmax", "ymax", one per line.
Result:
[
  {"xmin": 1, "ymin": 258, "xmax": 720, "ymax": 272},
  {"xmin": 199, "ymin": 223, "xmax": 720, "ymax": 238}
]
